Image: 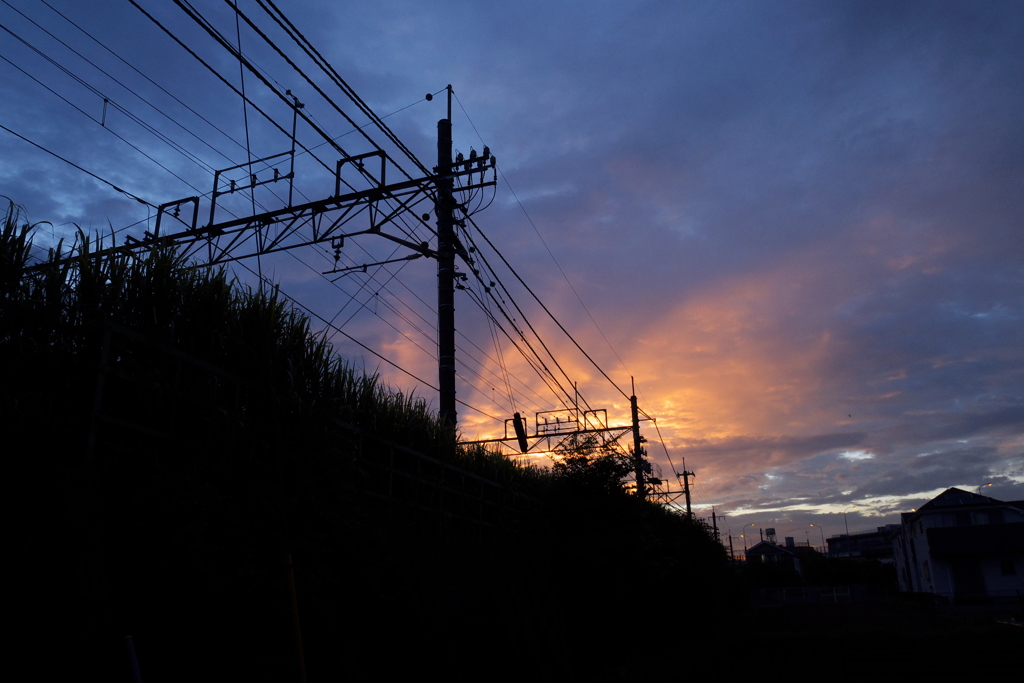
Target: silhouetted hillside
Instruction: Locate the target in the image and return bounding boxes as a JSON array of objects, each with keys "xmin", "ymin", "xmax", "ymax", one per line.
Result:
[{"xmin": 5, "ymin": 204, "xmax": 729, "ymax": 681}]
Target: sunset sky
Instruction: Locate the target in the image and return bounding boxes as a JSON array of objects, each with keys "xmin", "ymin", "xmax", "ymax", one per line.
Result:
[{"xmin": 3, "ymin": 0, "xmax": 1022, "ymax": 548}]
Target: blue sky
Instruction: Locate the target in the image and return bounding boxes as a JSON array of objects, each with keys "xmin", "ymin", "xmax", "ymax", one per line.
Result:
[{"xmin": 3, "ymin": 0, "xmax": 1022, "ymax": 545}]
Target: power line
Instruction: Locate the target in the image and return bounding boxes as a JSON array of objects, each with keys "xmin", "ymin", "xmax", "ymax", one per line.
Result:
[
  {"xmin": 166, "ymin": 0, "xmax": 436, "ymax": 253},
  {"xmin": 26, "ymin": 0, "xmax": 321, "ymax": 221},
  {"xmin": 128, "ymin": 0, "xmax": 334, "ymax": 178},
  {"xmin": 216, "ymin": 0, "xmax": 438, "ymax": 253},
  {"xmin": 452, "ymin": 91, "xmax": 634, "ymax": 406},
  {"xmin": 13, "ymin": 1, "xmax": 633, "ymax": 440},
  {"xmin": 6, "ymin": 0, "xmax": 236, "ymax": 169},
  {"xmin": 466, "ymin": 213, "xmax": 629, "ymax": 403},
  {"xmin": 232, "ymin": 259, "xmax": 501, "ymax": 422},
  {"xmin": 171, "ymin": 0, "xmax": 373, "ymax": 185},
  {"xmin": 254, "ymin": 0, "xmax": 431, "ymax": 178},
  {"xmin": 0, "ymin": 123, "xmax": 154, "ymax": 208},
  {"xmin": 37, "ymin": 0, "xmax": 250, "ymax": 157},
  {"xmin": 0, "ymin": 44, "xmax": 204, "ymax": 193}
]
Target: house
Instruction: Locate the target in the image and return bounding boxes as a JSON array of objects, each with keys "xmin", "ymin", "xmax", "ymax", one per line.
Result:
[
  {"xmin": 892, "ymin": 487, "xmax": 1024, "ymax": 603},
  {"xmin": 746, "ymin": 537, "xmax": 805, "ymax": 578}
]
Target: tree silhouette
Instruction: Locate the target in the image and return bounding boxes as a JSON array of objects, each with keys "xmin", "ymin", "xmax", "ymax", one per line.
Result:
[{"xmin": 551, "ymin": 432, "xmax": 633, "ymax": 497}]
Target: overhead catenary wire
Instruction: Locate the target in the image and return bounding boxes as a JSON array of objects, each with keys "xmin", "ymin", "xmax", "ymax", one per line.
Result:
[
  {"xmin": 232, "ymin": 258, "xmax": 502, "ymax": 423},
  {"xmin": 462, "ymin": 285, "xmax": 575, "ymax": 415},
  {"xmin": 0, "ymin": 123, "xmax": 154, "ymax": 209},
  {"xmin": 36, "ymin": 0, "xmax": 251, "ymax": 157},
  {"xmin": 219, "ymin": 0, "xmax": 438, "ymax": 252},
  {"xmin": 1, "ymin": 37, "xmax": 285, "ymax": 245},
  {"xmin": 457, "ymin": 216, "xmax": 599, "ymax": 412},
  {"xmin": 9, "ymin": 1, "xmax": 643, "ymax": 448},
  {"xmin": 297, "ymin": 213, "xmax": 565, "ymax": 422},
  {"xmin": 171, "ymin": 0, "xmax": 386, "ymax": 192},
  {"xmin": 16, "ymin": 0, "xmax": 321, "ymax": 223},
  {"xmin": 0, "ymin": 38, "xmax": 207, "ymax": 195},
  {"xmin": 448, "ymin": 212, "xmax": 597, "ymax": 414},
  {"xmin": 128, "ymin": 0, "xmax": 335, "ymax": 179},
  {"xmin": 193, "ymin": 7, "xmax": 577, "ymax": 421},
  {"xmin": 254, "ymin": 0, "xmax": 431, "ymax": 178},
  {"xmin": 5, "ymin": 0, "xmax": 238, "ymax": 169},
  {"xmin": 317, "ymin": 258, "xmax": 538, "ymax": 422},
  {"xmin": 452, "ymin": 91, "xmax": 635, "ymax": 404},
  {"xmin": 5, "ymin": 39, "xmax": 422, "ymax": 375},
  {"xmin": 98, "ymin": 9, "xmax": 428, "ymax": 352},
  {"xmin": 170, "ymin": 0, "xmax": 438, "ymax": 258},
  {"xmin": 317, "ymin": 248, "xmax": 548, "ymax": 421},
  {"xmin": 267, "ymin": 240, "xmax": 526, "ymax": 421}
]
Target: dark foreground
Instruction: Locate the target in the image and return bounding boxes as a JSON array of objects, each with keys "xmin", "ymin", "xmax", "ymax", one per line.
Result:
[
  {"xmin": 39, "ymin": 587, "xmax": 1021, "ymax": 681},
  {"xmin": 650, "ymin": 600, "xmax": 1022, "ymax": 681}
]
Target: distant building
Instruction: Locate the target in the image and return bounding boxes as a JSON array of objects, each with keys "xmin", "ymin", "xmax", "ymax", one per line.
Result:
[
  {"xmin": 827, "ymin": 524, "xmax": 900, "ymax": 562},
  {"xmin": 746, "ymin": 536, "xmax": 820, "ymax": 578},
  {"xmin": 892, "ymin": 487, "xmax": 1024, "ymax": 603}
]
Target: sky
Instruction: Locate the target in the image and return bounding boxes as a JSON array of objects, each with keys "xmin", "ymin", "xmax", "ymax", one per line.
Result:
[{"xmin": 3, "ymin": 0, "xmax": 1023, "ymax": 549}]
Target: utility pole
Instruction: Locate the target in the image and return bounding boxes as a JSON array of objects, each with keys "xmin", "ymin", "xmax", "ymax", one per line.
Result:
[
  {"xmin": 436, "ymin": 85, "xmax": 457, "ymax": 428},
  {"xmin": 630, "ymin": 383, "xmax": 646, "ymax": 500},
  {"xmin": 679, "ymin": 464, "xmax": 694, "ymax": 518}
]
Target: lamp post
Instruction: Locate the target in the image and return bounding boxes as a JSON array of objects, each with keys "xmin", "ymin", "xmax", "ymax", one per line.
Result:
[
  {"xmin": 740, "ymin": 523, "xmax": 756, "ymax": 559},
  {"xmin": 810, "ymin": 524, "xmax": 826, "ymax": 554},
  {"xmin": 843, "ymin": 505, "xmax": 857, "ymax": 536}
]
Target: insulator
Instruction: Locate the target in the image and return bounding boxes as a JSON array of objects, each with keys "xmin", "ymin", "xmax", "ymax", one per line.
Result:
[
  {"xmin": 456, "ymin": 152, "xmax": 464, "ymax": 164},
  {"xmin": 482, "ymin": 146, "xmax": 490, "ymax": 160}
]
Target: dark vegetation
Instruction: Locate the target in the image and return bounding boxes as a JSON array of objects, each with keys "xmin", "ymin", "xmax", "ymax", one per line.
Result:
[{"xmin": 4, "ymin": 201, "xmax": 730, "ymax": 682}]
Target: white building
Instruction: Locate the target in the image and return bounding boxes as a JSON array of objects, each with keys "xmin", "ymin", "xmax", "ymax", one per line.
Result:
[{"xmin": 893, "ymin": 487, "xmax": 1024, "ymax": 603}]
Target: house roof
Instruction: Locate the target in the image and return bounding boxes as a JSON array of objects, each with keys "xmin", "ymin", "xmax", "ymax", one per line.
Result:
[
  {"xmin": 905, "ymin": 487, "xmax": 1024, "ymax": 526},
  {"xmin": 746, "ymin": 541, "xmax": 796, "ymax": 556},
  {"xmin": 918, "ymin": 487, "xmax": 1000, "ymax": 511}
]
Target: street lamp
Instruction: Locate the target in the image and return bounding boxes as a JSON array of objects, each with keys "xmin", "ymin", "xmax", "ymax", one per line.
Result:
[
  {"xmin": 810, "ymin": 524, "xmax": 826, "ymax": 554},
  {"xmin": 740, "ymin": 523, "xmax": 756, "ymax": 559},
  {"xmin": 843, "ymin": 505, "xmax": 857, "ymax": 536}
]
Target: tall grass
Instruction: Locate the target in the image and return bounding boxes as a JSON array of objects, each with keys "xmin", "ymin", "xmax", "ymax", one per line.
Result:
[{"xmin": 1, "ymin": 206, "xmax": 534, "ymax": 481}]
